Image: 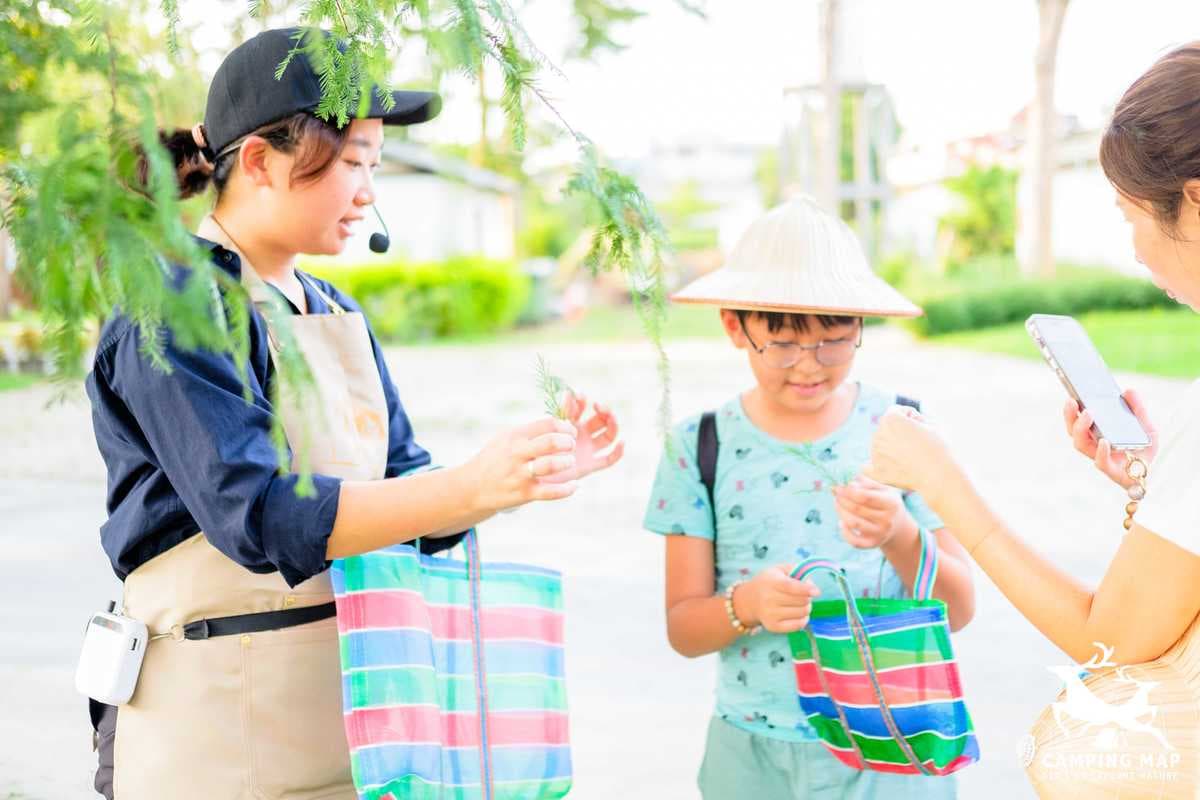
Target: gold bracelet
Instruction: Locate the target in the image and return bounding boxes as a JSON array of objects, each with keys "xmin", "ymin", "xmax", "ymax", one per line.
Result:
[{"xmin": 724, "ymin": 581, "xmax": 761, "ymax": 636}]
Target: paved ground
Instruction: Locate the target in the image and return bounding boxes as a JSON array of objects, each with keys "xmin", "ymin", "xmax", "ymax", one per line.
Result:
[{"xmin": 0, "ymin": 326, "xmax": 1189, "ymax": 799}]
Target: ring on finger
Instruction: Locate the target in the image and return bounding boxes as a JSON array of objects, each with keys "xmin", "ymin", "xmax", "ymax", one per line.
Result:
[{"xmin": 526, "ymin": 461, "xmax": 536, "ymax": 479}]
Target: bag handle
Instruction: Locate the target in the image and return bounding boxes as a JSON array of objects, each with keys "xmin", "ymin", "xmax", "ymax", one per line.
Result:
[
  {"xmin": 462, "ymin": 528, "xmax": 494, "ymax": 799},
  {"xmin": 463, "ymin": 528, "xmax": 481, "ymax": 575},
  {"xmin": 414, "ymin": 528, "xmax": 492, "ymax": 796},
  {"xmin": 788, "ymin": 528, "xmax": 939, "ymax": 776},
  {"xmin": 411, "ymin": 530, "xmax": 479, "ymax": 581},
  {"xmin": 790, "ymin": 526, "xmax": 939, "ymax": 602}
]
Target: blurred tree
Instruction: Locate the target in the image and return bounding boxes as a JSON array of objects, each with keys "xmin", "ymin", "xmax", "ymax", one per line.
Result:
[
  {"xmin": 657, "ymin": 180, "xmax": 719, "ymax": 253},
  {"xmin": 817, "ymin": 0, "xmax": 839, "ymax": 213},
  {"xmin": 939, "ymin": 164, "xmax": 1018, "ymax": 272},
  {"xmin": 568, "ymin": 0, "xmax": 643, "ymax": 58},
  {"xmin": 518, "ymin": 191, "xmax": 589, "ymax": 259},
  {"xmin": 1023, "ymin": 0, "xmax": 1070, "ymax": 278},
  {"xmin": 755, "ymin": 145, "xmax": 781, "ymax": 210},
  {"xmin": 469, "ymin": 1, "xmax": 694, "ymax": 174}
]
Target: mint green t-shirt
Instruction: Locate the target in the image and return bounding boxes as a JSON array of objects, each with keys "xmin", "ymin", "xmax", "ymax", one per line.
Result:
[{"xmin": 643, "ymin": 383, "xmax": 944, "ymax": 742}]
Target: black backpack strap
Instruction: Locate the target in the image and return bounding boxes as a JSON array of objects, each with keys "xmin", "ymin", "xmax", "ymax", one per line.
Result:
[{"xmin": 697, "ymin": 411, "xmax": 719, "ymax": 528}]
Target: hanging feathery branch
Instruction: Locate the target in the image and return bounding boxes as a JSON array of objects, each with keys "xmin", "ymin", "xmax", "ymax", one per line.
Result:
[{"xmin": 0, "ymin": 0, "xmax": 705, "ymax": 496}]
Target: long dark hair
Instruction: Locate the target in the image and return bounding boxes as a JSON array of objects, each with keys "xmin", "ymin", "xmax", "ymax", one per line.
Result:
[
  {"xmin": 149, "ymin": 113, "xmax": 351, "ymax": 199},
  {"xmin": 1099, "ymin": 42, "xmax": 1200, "ymax": 236}
]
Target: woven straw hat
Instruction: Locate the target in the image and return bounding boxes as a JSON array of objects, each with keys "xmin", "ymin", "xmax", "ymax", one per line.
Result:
[{"xmin": 671, "ymin": 195, "xmax": 922, "ymax": 318}]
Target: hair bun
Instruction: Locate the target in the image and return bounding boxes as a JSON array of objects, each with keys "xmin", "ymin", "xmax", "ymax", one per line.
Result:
[{"xmin": 157, "ymin": 128, "xmax": 216, "ymax": 199}]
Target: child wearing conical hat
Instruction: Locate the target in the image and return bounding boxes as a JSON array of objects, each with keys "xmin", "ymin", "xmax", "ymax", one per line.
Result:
[{"xmin": 643, "ymin": 196, "xmax": 975, "ymax": 798}]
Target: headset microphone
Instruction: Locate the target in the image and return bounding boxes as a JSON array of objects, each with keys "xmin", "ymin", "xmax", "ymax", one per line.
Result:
[{"xmin": 368, "ymin": 205, "xmax": 390, "ymax": 254}]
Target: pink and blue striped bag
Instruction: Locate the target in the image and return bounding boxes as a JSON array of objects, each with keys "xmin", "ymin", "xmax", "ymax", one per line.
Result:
[{"xmin": 331, "ymin": 530, "xmax": 571, "ymax": 800}]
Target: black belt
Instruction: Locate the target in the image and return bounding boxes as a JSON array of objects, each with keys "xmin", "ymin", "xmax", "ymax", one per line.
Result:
[{"xmin": 181, "ymin": 601, "xmax": 337, "ymax": 641}]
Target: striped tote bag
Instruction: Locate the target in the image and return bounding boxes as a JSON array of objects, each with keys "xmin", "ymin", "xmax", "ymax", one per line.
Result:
[
  {"xmin": 331, "ymin": 530, "xmax": 571, "ymax": 800},
  {"xmin": 787, "ymin": 529, "xmax": 980, "ymax": 777}
]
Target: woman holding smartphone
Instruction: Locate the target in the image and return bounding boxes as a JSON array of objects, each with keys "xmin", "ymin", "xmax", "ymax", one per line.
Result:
[
  {"xmin": 870, "ymin": 40, "xmax": 1200, "ymax": 666},
  {"xmin": 866, "ymin": 40, "xmax": 1200, "ymax": 785}
]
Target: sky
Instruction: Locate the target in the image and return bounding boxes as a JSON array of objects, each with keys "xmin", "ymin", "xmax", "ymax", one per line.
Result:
[
  {"xmin": 178, "ymin": 1, "xmax": 1200, "ymax": 158},
  {"xmin": 428, "ymin": 0, "xmax": 1200, "ymax": 156}
]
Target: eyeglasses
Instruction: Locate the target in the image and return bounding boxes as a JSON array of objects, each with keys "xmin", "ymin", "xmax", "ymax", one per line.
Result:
[{"xmin": 739, "ymin": 318, "xmax": 863, "ymax": 369}]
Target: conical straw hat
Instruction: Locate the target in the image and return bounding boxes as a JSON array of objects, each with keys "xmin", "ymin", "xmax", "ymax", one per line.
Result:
[
  {"xmin": 670, "ymin": 195, "xmax": 922, "ymax": 318},
  {"xmin": 1023, "ymin": 617, "xmax": 1200, "ymax": 798}
]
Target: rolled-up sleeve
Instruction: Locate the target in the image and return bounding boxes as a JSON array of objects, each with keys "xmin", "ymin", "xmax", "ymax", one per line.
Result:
[{"xmin": 103, "ymin": 324, "xmax": 341, "ymax": 587}]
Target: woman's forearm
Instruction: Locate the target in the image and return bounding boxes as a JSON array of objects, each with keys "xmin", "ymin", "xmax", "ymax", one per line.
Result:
[
  {"xmin": 926, "ymin": 468, "xmax": 1098, "ymax": 661},
  {"xmin": 867, "ymin": 409, "xmax": 1200, "ymax": 663},
  {"xmin": 327, "ymin": 466, "xmax": 493, "ymax": 558}
]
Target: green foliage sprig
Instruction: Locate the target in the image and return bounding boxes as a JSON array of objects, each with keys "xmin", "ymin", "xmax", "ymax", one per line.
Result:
[
  {"xmin": 535, "ymin": 354, "xmax": 573, "ymax": 420},
  {"xmin": 786, "ymin": 444, "xmax": 856, "ymax": 491}
]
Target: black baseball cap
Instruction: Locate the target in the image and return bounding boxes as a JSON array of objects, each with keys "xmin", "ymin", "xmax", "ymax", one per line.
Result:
[{"xmin": 202, "ymin": 27, "xmax": 441, "ymax": 158}]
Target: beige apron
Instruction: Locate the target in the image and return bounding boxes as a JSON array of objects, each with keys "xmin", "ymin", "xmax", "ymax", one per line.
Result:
[{"xmin": 113, "ymin": 216, "xmax": 389, "ymax": 799}]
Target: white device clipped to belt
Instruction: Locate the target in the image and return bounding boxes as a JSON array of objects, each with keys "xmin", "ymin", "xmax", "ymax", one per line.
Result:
[
  {"xmin": 75, "ymin": 601, "xmax": 149, "ymax": 706},
  {"xmin": 75, "ymin": 597, "xmax": 339, "ymax": 706}
]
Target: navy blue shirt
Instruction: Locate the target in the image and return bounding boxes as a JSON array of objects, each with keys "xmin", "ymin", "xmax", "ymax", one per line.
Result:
[{"xmin": 86, "ymin": 237, "xmax": 464, "ymax": 587}]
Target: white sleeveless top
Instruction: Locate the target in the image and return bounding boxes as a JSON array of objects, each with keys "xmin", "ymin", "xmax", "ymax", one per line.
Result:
[{"xmin": 1136, "ymin": 379, "xmax": 1200, "ymax": 551}]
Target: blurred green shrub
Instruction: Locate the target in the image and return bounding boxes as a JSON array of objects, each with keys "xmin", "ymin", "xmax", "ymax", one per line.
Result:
[
  {"xmin": 306, "ymin": 257, "xmax": 531, "ymax": 342},
  {"xmin": 911, "ymin": 272, "xmax": 1174, "ymax": 336},
  {"xmin": 517, "ymin": 195, "xmax": 584, "ymax": 260},
  {"xmin": 877, "ymin": 251, "xmax": 919, "ymax": 289}
]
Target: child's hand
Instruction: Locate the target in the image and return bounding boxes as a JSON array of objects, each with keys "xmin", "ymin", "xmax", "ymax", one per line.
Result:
[
  {"xmin": 737, "ymin": 566, "xmax": 821, "ymax": 634},
  {"xmin": 540, "ymin": 392, "xmax": 625, "ymax": 483},
  {"xmin": 832, "ymin": 476, "xmax": 913, "ymax": 550},
  {"xmin": 1063, "ymin": 392, "xmax": 1157, "ymax": 488}
]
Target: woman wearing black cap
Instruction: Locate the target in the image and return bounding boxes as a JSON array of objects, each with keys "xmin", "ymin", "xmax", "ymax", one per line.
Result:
[{"xmin": 86, "ymin": 27, "xmax": 623, "ymax": 799}]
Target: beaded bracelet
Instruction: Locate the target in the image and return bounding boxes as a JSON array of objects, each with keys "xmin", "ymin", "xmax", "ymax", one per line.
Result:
[
  {"xmin": 1123, "ymin": 452, "xmax": 1149, "ymax": 531},
  {"xmin": 724, "ymin": 580, "xmax": 762, "ymax": 636}
]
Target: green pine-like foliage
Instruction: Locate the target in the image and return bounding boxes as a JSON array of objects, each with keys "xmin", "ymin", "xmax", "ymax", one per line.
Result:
[{"xmin": 2, "ymin": 0, "xmax": 701, "ymax": 476}]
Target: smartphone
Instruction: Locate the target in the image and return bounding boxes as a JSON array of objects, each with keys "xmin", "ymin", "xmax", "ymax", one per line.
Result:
[{"xmin": 1025, "ymin": 314, "xmax": 1151, "ymax": 450}]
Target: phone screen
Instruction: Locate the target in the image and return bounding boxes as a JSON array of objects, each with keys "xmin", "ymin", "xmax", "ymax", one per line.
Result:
[{"xmin": 1028, "ymin": 315, "xmax": 1151, "ymax": 449}]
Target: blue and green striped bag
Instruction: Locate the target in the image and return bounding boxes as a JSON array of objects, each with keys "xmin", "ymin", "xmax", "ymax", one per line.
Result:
[{"xmin": 788, "ymin": 529, "xmax": 980, "ymax": 776}]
